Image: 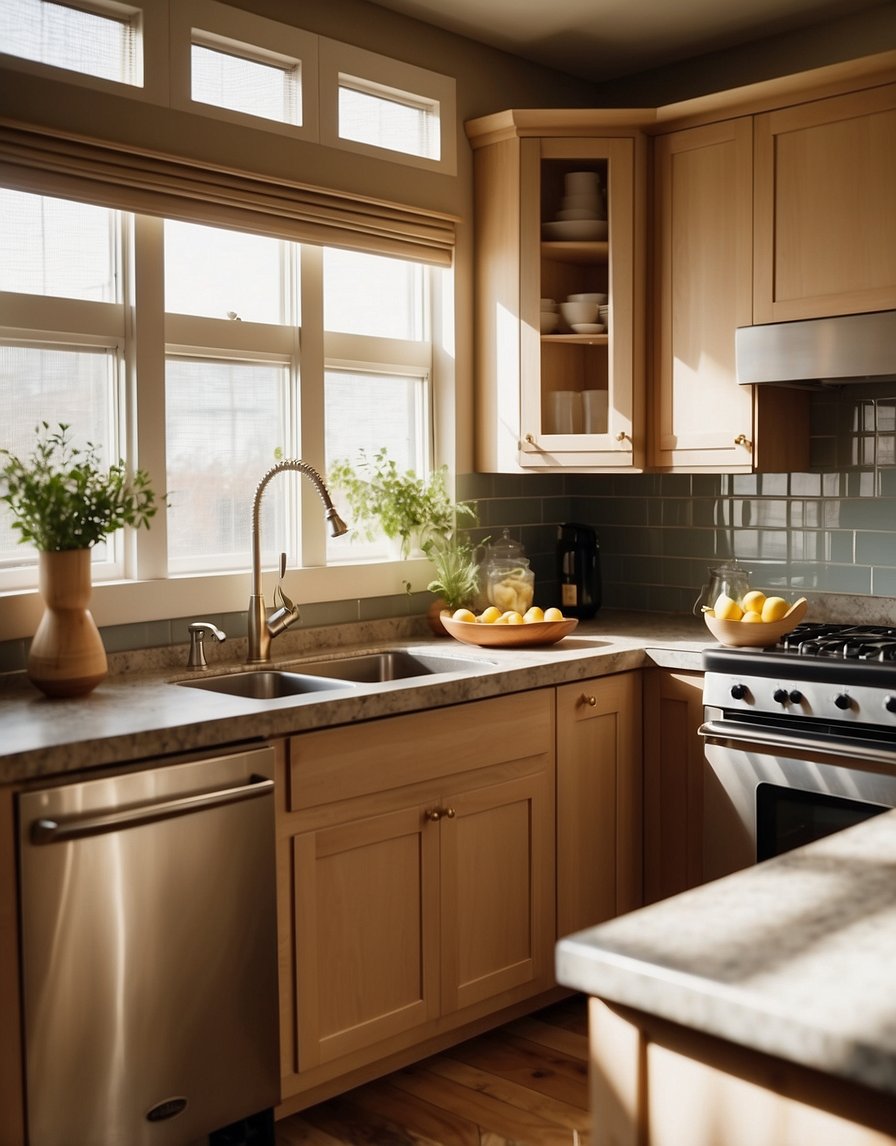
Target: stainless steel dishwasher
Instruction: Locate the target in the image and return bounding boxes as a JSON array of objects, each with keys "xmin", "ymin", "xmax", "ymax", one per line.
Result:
[{"xmin": 17, "ymin": 745, "xmax": 279, "ymax": 1146}]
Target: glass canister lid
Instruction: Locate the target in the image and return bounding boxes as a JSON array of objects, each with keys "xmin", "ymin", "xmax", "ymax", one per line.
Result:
[{"xmin": 484, "ymin": 529, "xmax": 527, "ymax": 568}]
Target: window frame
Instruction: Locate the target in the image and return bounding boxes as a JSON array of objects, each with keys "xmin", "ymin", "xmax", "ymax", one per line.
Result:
[
  {"xmin": 0, "ymin": 0, "xmax": 169, "ymax": 103},
  {"xmin": 318, "ymin": 37, "xmax": 457, "ymax": 175}
]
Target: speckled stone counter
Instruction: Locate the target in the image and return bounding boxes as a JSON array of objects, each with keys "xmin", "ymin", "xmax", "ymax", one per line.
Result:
[
  {"xmin": 0, "ymin": 609, "xmax": 710, "ymax": 783},
  {"xmin": 556, "ymin": 809, "xmax": 896, "ymax": 1099}
]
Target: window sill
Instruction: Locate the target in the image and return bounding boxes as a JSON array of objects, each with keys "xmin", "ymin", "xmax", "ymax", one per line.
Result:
[{"xmin": 0, "ymin": 557, "xmax": 432, "ymax": 640}]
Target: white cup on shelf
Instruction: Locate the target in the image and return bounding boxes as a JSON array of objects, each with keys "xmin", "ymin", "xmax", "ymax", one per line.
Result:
[
  {"xmin": 550, "ymin": 391, "xmax": 582, "ymax": 434},
  {"xmin": 582, "ymin": 389, "xmax": 608, "ymax": 434}
]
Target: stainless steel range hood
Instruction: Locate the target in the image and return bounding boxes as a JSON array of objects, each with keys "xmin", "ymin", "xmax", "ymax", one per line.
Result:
[{"xmin": 736, "ymin": 310, "xmax": 896, "ymax": 387}]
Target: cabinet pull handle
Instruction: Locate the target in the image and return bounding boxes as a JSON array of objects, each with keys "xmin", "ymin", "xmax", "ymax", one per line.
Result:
[
  {"xmin": 733, "ymin": 433, "xmax": 753, "ymax": 450},
  {"xmin": 443, "ymin": 807, "xmax": 456, "ymax": 819},
  {"xmin": 581, "ymin": 693, "xmax": 597, "ymax": 707}
]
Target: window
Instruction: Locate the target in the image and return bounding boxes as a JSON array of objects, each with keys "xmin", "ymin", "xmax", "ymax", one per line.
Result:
[
  {"xmin": 0, "ymin": 0, "xmax": 140, "ymax": 84},
  {"xmin": 0, "ymin": 188, "xmax": 440, "ymax": 599},
  {"xmin": 337, "ymin": 76, "xmax": 439, "ymax": 162},
  {"xmin": 319, "ymin": 37, "xmax": 457, "ymax": 175},
  {"xmin": 191, "ymin": 38, "xmax": 301, "ymax": 126}
]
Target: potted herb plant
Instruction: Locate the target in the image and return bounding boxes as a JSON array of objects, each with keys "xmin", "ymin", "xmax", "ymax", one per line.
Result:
[
  {"xmin": 0, "ymin": 422, "xmax": 160, "ymax": 697},
  {"xmin": 328, "ymin": 448, "xmax": 475, "ymax": 558}
]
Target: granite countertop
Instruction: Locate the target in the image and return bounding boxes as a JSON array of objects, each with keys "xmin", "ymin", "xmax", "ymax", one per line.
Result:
[
  {"xmin": 0, "ymin": 609, "xmax": 710, "ymax": 784},
  {"xmin": 556, "ymin": 809, "xmax": 896, "ymax": 1099}
]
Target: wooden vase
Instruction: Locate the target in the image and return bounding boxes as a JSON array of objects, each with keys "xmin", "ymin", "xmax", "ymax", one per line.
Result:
[
  {"xmin": 27, "ymin": 549, "xmax": 108, "ymax": 698},
  {"xmin": 426, "ymin": 598, "xmax": 451, "ymax": 636}
]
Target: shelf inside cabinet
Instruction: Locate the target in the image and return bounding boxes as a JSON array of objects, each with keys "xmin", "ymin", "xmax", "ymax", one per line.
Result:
[
  {"xmin": 541, "ymin": 241, "xmax": 609, "ymax": 265},
  {"xmin": 542, "ymin": 333, "xmax": 609, "ymax": 346}
]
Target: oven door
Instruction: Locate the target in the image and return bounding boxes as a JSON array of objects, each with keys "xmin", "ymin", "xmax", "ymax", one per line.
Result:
[{"xmin": 700, "ymin": 716, "xmax": 896, "ymax": 881}]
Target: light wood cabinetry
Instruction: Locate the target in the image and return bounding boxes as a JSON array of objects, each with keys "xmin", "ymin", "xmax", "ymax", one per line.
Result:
[
  {"xmin": 466, "ymin": 112, "xmax": 647, "ymax": 472},
  {"xmin": 278, "ymin": 691, "xmax": 556, "ymax": 1105},
  {"xmin": 754, "ymin": 83, "xmax": 896, "ymax": 323},
  {"xmin": 556, "ymin": 672, "xmax": 642, "ymax": 937},
  {"xmin": 642, "ymin": 669, "xmax": 705, "ymax": 904},
  {"xmin": 651, "ymin": 118, "xmax": 809, "ymax": 472}
]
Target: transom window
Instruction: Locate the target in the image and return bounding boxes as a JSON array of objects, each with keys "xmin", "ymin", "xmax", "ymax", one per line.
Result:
[{"xmin": 0, "ymin": 0, "xmax": 140, "ymax": 85}]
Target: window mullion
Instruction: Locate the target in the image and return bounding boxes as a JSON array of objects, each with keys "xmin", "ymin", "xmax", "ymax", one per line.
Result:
[
  {"xmin": 130, "ymin": 211, "xmax": 168, "ymax": 580},
  {"xmin": 296, "ymin": 243, "xmax": 327, "ymax": 567}
]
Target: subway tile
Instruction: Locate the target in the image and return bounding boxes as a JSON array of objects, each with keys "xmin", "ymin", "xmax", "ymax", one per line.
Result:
[
  {"xmin": 691, "ymin": 474, "xmax": 724, "ymax": 497},
  {"xmin": 827, "ymin": 531, "xmax": 855, "ymax": 564},
  {"xmin": 835, "ymin": 497, "xmax": 896, "ymax": 529},
  {"xmin": 789, "ymin": 473, "xmax": 822, "ymax": 497},
  {"xmin": 661, "ymin": 499, "xmax": 694, "ymax": 527},
  {"xmin": 0, "ymin": 638, "xmax": 27, "ymax": 673},
  {"xmin": 789, "ymin": 501, "xmax": 820, "ymax": 528},
  {"xmin": 818, "ymin": 563, "xmax": 873, "ymax": 593},
  {"xmin": 855, "ymin": 531, "xmax": 896, "ymax": 567},
  {"xmin": 872, "ymin": 566, "xmax": 896, "ymax": 596},
  {"xmin": 758, "ymin": 474, "xmax": 788, "ymax": 496}
]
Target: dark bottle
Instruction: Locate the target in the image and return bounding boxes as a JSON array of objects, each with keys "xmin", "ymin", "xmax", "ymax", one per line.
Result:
[{"xmin": 557, "ymin": 523, "xmax": 601, "ymax": 619}]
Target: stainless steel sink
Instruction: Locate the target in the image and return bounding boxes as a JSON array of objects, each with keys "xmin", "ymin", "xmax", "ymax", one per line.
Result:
[
  {"xmin": 295, "ymin": 650, "xmax": 488, "ymax": 683},
  {"xmin": 178, "ymin": 670, "xmax": 352, "ymax": 700}
]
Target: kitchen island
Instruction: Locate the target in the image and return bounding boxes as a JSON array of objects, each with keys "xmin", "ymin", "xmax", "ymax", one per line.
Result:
[{"xmin": 556, "ymin": 809, "xmax": 896, "ymax": 1145}]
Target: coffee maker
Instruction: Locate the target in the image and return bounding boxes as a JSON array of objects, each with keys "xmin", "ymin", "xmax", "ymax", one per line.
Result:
[{"xmin": 557, "ymin": 523, "xmax": 601, "ymax": 619}]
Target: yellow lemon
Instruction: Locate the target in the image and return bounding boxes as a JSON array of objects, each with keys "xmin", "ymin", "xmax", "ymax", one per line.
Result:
[
  {"xmin": 478, "ymin": 606, "xmax": 502, "ymax": 624},
  {"xmin": 523, "ymin": 606, "xmax": 545, "ymax": 623},
  {"xmin": 742, "ymin": 590, "xmax": 766, "ymax": 614},
  {"xmin": 451, "ymin": 608, "xmax": 477, "ymax": 624},
  {"xmin": 714, "ymin": 593, "xmax": 744, "ymax": 621},
  {"xmin": 741, "ymin": 611, "xmax": 764, "ymax": 623},
  {"xmin": 494, "ymin": 614, "xmax": 510, "ymax": 624},
  {"xmin": 761, "ymin": 596, "xmax": 789, "ymax": 622},
  {"xmin": 543, "ymin": 607, "xmax": 565, "ymax": 621},
  {"xmin": 504, "ymin": 611, "xmax": 524, "ymax": 625}
]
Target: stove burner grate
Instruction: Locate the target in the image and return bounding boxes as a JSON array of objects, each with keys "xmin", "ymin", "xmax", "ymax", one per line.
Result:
[{"xmin": 778, "ymin": 624, "xmax": 896, "ymax": 661}]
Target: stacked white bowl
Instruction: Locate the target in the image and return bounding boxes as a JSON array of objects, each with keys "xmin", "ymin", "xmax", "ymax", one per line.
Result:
[
  {"xmin": 540, "ymin": 297, "xmax": 559, "ymax": 334},
  {"xmin": 542, "ymin": 171, "xmax": 608, "ymax": 240},
  {"xmin": 559, "ymin": 292, "xmax": 607, "ymax": 334}
]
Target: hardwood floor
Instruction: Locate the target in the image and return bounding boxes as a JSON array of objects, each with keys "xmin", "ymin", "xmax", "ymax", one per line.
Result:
[{"xmin": 276, "ymin": 997, "xmax": 590, "ymax": 1145}]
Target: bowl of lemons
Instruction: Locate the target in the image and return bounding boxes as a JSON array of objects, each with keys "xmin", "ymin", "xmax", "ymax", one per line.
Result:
[
  {"xmin": 703, "ymin": 590, "xmax": 808, "ymax": 647},
  {"xmin": 441, "ymin": 605, "xmax": 578, "ymax": 647}
]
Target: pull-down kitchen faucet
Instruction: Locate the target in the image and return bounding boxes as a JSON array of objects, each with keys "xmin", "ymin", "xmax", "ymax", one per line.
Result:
[{"xmin": 247, "ymin": 459, "xmax": 348, "ymax": 664}]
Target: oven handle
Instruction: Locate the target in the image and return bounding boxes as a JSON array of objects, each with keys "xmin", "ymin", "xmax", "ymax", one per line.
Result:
[{"xmin": 699, "ymin": 719, "xmax": 896, "ymax": 767}]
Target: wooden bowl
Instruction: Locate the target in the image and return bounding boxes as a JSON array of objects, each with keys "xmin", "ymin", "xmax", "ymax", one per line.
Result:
[
  {"xmin": 703, "ymin": 598, "xmax": 808, "ymax": 648},
  {"xmin": 441, "ymin": 615, "xmax": 578, "ymax": 648}
]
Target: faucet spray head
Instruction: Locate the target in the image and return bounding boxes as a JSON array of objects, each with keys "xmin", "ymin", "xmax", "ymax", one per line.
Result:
[{"xmin": 326, "ymin": 506, "xmax": 349, "ymax": 537}]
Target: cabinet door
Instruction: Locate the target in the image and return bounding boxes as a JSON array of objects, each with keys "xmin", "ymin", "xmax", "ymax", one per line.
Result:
[
  {"xmin": 642, "ymin": 669, "xmax": 705, "ymax": 904},
  {"xmin": 653, "ymin": 119, "xmax": 809, "ymax": 473},
  {"xmin": 652, "ymin": 120, "xmax": 755, "ymax": 470},
  {"xmin": 519, "ymin": 136, "xmax": 645, "ymax": 470},
  {"xmin": 556, "ymin": 672, "xmax": 642, "ymax": 937},
  {"xmin": 293, "ymin": 801, "xmax": 440, "ymax": 1070},
  {"xmin": 754, "ymin": 83, "xmax": 896, "ymax": 322},
  {"xmin": 441, "ymin": 770, "xmax": 555, "ymax": 1014}
]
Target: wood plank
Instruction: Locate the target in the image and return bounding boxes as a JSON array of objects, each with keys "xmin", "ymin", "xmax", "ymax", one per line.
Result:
[
  {"xmin": 388, "ymin": 1061, "xmax": 578, "ymax": 1146},
  {"xmin": 445, "ymin": 1032, "xmax": 590, "ymax": 1112},
  {"xmin": 333, "ymin": 1077, "xmax": 482, "ymax": 1145},
  {"xmin": 422, "ymin": 1052, "xmax": 590, "ymax": 1136},
  {"xmin": 505, "ymin": 1016, "xmax": 589, "ymax": 1062},
  {"xmin": 275, "ymin": 1119, "xmax": 348, "ymax": 1145}
]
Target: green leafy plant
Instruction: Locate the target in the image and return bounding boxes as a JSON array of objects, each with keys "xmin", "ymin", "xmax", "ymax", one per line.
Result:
[
  {"xmin": 0, "ymin": 422, "xmax": 160, "ymax": 551},
  {"xmin": 329, "ymin": 448, "xmax": 475, "ymax": 558},
  {"xmin": 423, "ymin": 531, "xmax": 483, "ymax": 612}
]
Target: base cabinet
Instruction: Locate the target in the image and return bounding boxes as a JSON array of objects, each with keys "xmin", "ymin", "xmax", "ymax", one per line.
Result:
[
  {"xmin": 642, "ymin": 669, "xmax": 705, "ymax": 904},
  {"xmin": 556, "ymin": 672, "xmax": 642, "ymax": 937},
  {"xmin": 278, "ymin": 691, "xmax": 556, "ymax": 1105}
]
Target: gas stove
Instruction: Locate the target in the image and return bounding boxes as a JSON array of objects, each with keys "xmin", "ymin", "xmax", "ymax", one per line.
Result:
[{"xmin": 703, "ymin": 622, "xmax": 896, "ymax": 732}]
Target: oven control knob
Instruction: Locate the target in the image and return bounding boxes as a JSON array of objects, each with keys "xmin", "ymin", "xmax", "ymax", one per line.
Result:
[
  {"xmin": 773, "ymin": 688, "xmax": 789, "ymax": 704},
  {"xmin": 789, "ymin": 690, "xmax": 803, "ymax": 704},
  {"xmin": 730, "ymin": 683, "xmax": 748, "ymax": 700},
  {"xmin": 885, "ymin": 695, "xmax": 896, "ymax": 714},
  {"xmin": 834, "ymin": 693, "xmax": 853, "ymax": 711}
]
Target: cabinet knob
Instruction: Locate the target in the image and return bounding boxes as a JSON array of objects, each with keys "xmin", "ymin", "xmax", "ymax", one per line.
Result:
[
  {"xmin": 524, "ymin": 433, "xmax": 536, "ymax": 444},
  {"xmin": 425, "ymin": 806, "xmax": 456, "ymax": 822},
  {"xmin": 581, "ymin": 693, "xmax": 597, "ymax": 707},
  {"xmin": 615, "ymin": 431, "xmax": 629, "ymax": 443},
  {"xmin": 733, "ymin": 433, "xmax": 753, "ymax": 450}
]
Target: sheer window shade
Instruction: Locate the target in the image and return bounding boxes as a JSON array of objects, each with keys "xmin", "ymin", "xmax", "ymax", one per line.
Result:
[{"xmin": 0, "ymin": 121, "xmax": 456, "ymax": 265}]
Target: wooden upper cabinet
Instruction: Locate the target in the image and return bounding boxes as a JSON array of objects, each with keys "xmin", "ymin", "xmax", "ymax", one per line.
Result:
[
  {"xmin": 753, "ymin": 82, "xmax": 896, "ymax": 323},
  {"xmin": 652, "ymin": 118, "xmax": 809, "ymax": 472},
  {"xmin": 466, "ymin": 112, "xmax": 647, "ymax": 473}
]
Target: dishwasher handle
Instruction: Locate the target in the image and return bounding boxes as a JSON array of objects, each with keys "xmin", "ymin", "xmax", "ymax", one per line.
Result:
[{"xmin": 31, "ymin": 774, "xmax": 274, "ymax": 844}]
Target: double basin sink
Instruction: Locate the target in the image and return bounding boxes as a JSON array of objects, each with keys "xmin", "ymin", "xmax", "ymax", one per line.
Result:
[{"xmin": 177, "ymin": 649, "xmax": 490, "ymax": 700}]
